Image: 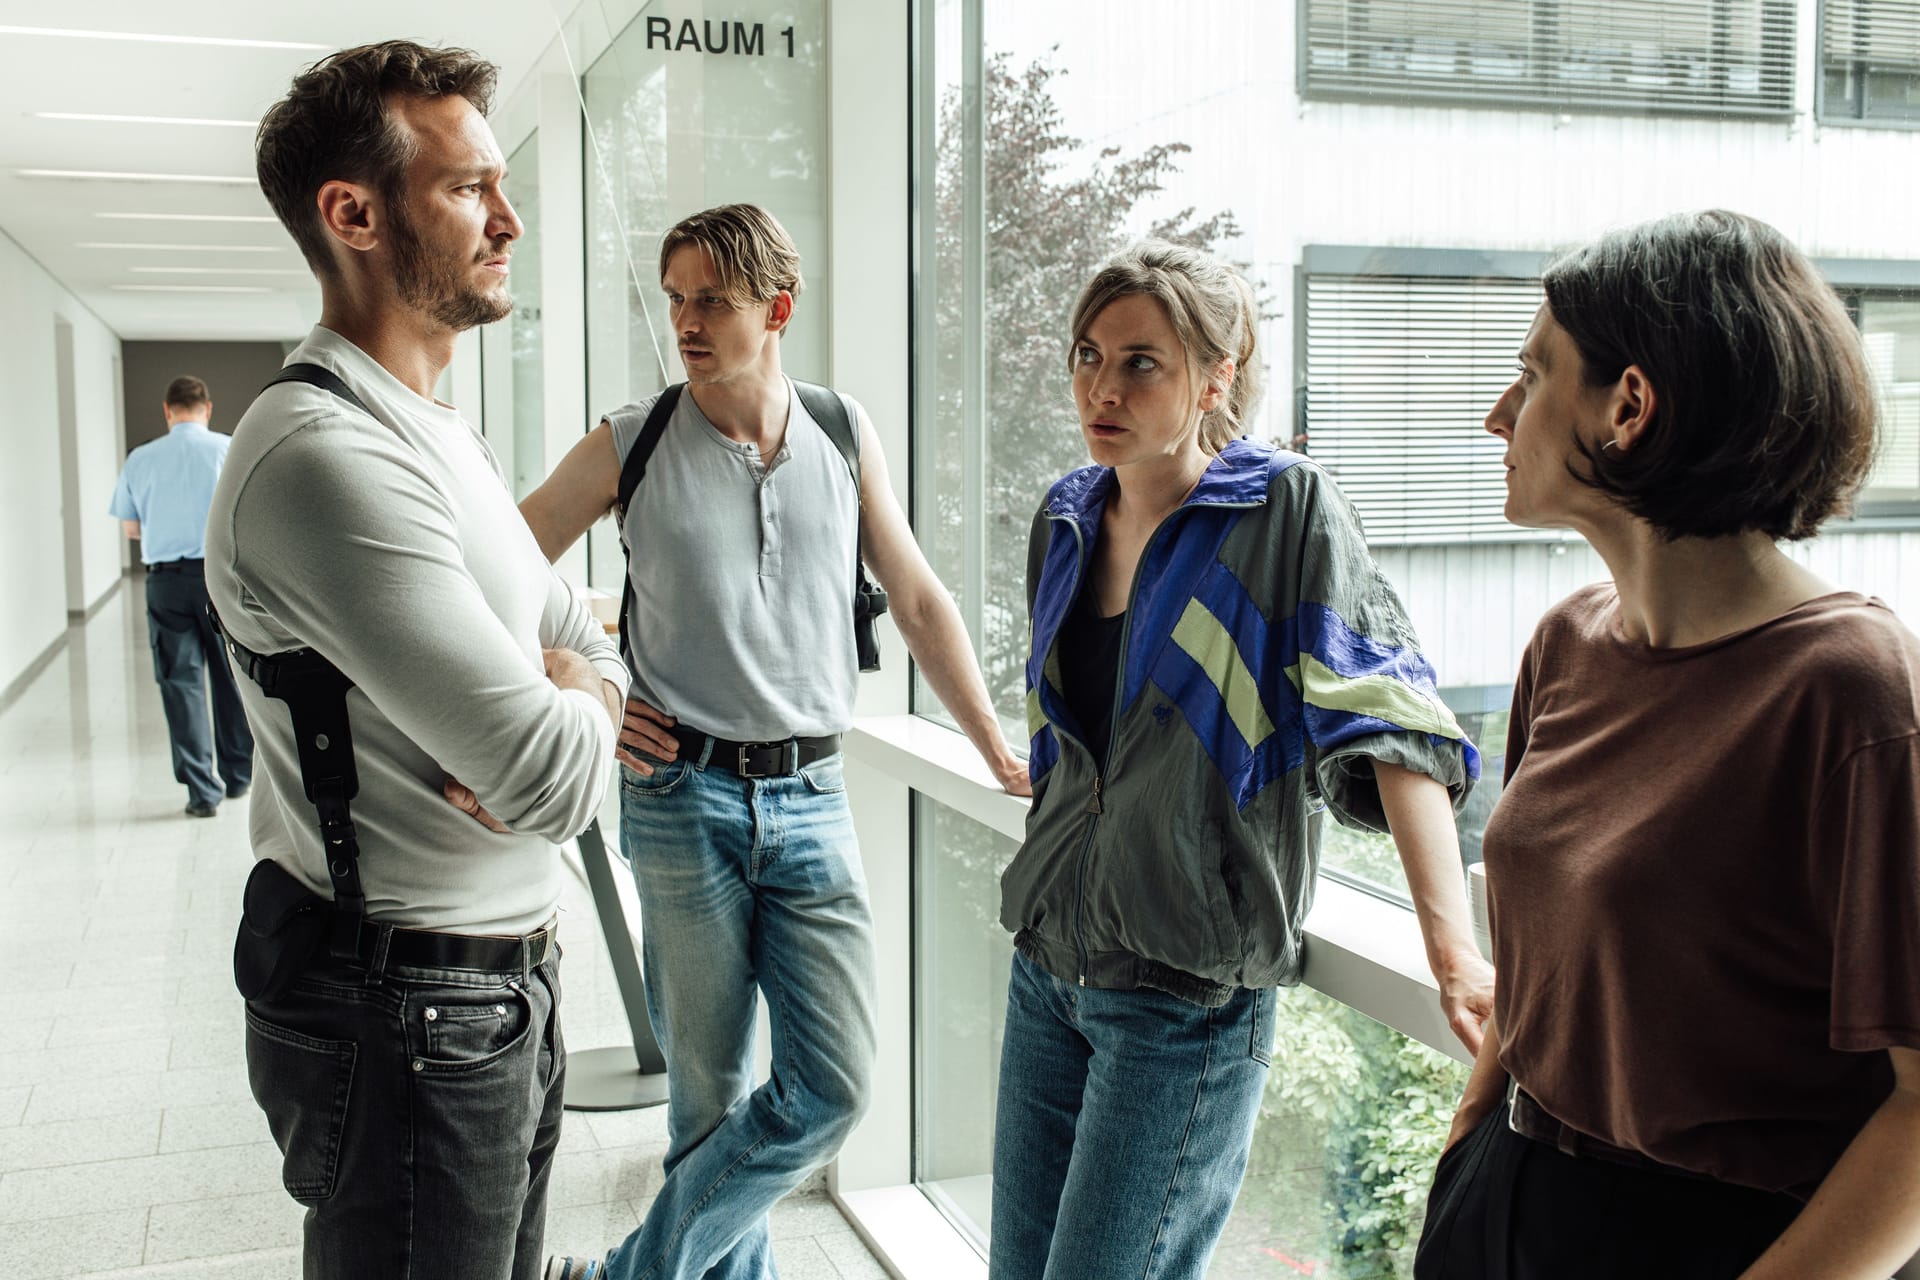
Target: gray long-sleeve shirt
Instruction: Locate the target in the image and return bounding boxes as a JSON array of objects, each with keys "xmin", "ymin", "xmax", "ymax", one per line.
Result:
[{"xmin": 206, "ymin": 327, "xmax": 625, "ymax": 934}]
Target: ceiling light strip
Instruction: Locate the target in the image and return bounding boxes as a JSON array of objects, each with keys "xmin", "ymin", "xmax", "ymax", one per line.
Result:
[
  {"xmin": 129, "ymin": 267, "xmax": 309, "ymax": 275},
  {"xmin": 0, "ymin": 26, "xmax": 327, "ymax": 51},
  {"xmin": 96, "ymin": 213, "xmax": 278, "ymax": 223},
  {"xmin": 111, "ymin": 285, "xmax": 275, "ymax": 293},
  {"xmin": 18, "ymin": 169, "xmax": 256, "ymax": 185},
  {"xmin": 33, "ymin": 112, "xmax": 256, "ymax": 128},
  {"xmin": 79, "ymin": 243, "xmax": 288, "ymax": 252}
]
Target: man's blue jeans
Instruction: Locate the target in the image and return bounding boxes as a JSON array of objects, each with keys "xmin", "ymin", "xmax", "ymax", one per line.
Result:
[
  {"xmin": 602, "ymin": 750, "xmax": 877, "ymax": 1280},
  {"xmin": 989, "ymin": 951, "xmax": 1275, "ymax": 1280}
]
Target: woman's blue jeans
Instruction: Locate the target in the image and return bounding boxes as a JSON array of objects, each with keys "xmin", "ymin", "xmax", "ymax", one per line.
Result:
[{"xmin": 989, "ymin": 950, "xmax": 1274, "ymax": 1280}]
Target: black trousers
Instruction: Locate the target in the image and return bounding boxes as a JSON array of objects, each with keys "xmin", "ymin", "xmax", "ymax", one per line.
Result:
[
  {"xmin": 1415, "ymin": 1102, "xmax": 1802, "ymax": 1279},
  {"xmin": 145, "ymin": 565, "xmax": 253, "ymax": 806}
]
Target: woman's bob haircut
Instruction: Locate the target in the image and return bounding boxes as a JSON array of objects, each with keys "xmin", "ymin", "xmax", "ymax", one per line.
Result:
[{"xmin": 1542, "ymin": 209, "xmax": 1878, "ymax": 542}]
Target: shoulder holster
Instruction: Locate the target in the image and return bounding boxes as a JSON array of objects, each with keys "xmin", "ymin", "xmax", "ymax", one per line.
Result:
[{"xmin": 215, "ymin": 362, "xmax": 372, "ymax": 963}]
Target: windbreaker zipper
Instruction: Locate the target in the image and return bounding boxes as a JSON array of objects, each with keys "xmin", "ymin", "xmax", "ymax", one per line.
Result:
[
  {"xmin": 1045, "ymin": 483, "xmax": 1271, "ymax": 986},
  {"xmin": 1053, "ymin": 508, "xmax": 1175, "ymax": 987}
]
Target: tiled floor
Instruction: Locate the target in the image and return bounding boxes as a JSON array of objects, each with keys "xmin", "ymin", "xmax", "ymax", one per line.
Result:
[{"xmin": 0, "ymin": 580, "xmax": 888, "ymax": 1280}]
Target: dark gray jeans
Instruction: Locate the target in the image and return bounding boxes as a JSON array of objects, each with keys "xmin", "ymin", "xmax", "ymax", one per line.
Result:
[{"xmin": 245, "ymin": 947, "xmax": 566, "ymax": 1280}]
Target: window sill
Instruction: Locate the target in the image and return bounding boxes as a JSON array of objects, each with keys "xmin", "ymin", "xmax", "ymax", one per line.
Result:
[
  {"xmin": 1815, "ymin": 113, "xmax": 1920, "ymax": 133},
  {"xmin": 845, "ymin": 715, "xmax": 1470, "ymax": 1066},
  {"xmin": 831, "ymin": 1184, "xmax": 986, "ymax": 1279}
]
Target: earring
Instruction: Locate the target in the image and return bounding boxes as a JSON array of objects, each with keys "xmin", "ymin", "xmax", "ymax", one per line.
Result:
[{"xmin": 1601, "ymin": 439, "xmax": 1621, "ymax": 454}]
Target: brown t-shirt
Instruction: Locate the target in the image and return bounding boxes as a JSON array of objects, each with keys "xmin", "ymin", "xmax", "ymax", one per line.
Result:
[{"xmin": 1487, "ymin": 584, "xmax": 1920, "ymax": 1198}]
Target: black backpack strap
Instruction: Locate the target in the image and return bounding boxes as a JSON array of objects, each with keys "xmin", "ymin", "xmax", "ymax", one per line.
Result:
[
  {"xmin": 615, "ymin": 385, "xmax": 685, "ymax": 521},
  {"xmin": 612, "ymin": 385, "xmax": 685, "ymax": 672},
  {"xmin": 793, "ymin": 380, "xmax": 889, "ymax": 672},
  {"xmin": 793, "ymin": 380, "xmax": 859, "ymax": 484}
]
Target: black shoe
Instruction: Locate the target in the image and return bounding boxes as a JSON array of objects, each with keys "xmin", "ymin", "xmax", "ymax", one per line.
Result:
[
  {"xmin": 185, "ymin": 799, "xmax": 219, "ymax": 818},
  {"xmin": 226, "ymin": 783, "xmax": 250, "ymax": 800}
]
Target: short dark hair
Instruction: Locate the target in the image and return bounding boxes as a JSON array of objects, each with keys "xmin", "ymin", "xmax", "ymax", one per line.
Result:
[
  {"xmin": 256, "ymin": 41, "xmax": 497, "ymax": 279},
  {"xmin": 164, "ymin": 376, "xmax": 210, "ymax": 409},
  {"xmin": 1542, "ymin": 209, "xmax": 1877, "ymax": 541}
]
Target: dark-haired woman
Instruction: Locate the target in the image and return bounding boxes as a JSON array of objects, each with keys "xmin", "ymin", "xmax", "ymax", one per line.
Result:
[
  {"xmin": 994, "ymin": 240, "xmax": 1492, "ymax": 1280},
  {"xmin": 1416, "ymin": 209, "xmax": 1920, "ymax": 1280}
]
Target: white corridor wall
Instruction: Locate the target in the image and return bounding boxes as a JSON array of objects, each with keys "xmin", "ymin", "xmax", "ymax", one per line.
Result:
[{"xmin": 0, "ymin": 229, "xmax": 124, "ymax": 696}]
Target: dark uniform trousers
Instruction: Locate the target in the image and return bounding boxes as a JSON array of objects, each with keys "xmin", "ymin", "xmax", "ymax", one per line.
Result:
[{"xmin": 145, "ymin": 560, "xmax": 252, "ymax": 806}]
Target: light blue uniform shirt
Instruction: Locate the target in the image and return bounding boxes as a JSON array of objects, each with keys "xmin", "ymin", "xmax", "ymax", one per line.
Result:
[{"xmin": 108, "ymin": 420, "xmax": 230, "ymax": 564}]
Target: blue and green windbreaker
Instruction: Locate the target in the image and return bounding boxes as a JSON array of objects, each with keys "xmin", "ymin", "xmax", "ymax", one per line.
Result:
[{"xmin": 1003, "ymin": 438, "xmax": 1478, "ymax": 1005}]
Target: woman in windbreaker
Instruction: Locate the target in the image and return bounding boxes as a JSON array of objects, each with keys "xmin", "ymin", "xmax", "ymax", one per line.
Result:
[{"xmin": 990, "ymin": 239, "xmax": 1490, "ymax": 1280}]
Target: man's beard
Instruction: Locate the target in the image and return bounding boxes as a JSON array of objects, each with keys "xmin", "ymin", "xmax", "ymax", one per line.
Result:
[{"xmin": 388, "ymin": 199, "xmax": 512, "ymax": 331}]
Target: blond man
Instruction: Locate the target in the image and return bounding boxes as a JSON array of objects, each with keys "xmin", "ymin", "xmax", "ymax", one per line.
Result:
[{"xmin": 524, "ymin": 204, "xmax": 1024, "ymax": 1280}]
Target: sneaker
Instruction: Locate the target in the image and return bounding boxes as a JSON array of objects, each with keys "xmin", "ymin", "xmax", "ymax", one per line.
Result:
[
  {"xmin": 545, "ymin": 1259, "xmax": 601, "ymax": 1280},
  {"xmin": 184, "ymin": 799, "xmax": 218, "ymax": 818},
  {"xmin": 226, "ymin": 783, "xmax": 250, "ymax": 800}
]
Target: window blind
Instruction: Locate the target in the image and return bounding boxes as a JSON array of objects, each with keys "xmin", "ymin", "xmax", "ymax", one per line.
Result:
[
  {"xmin": 1304, "ymin": 275, "xmax": 1550, "ymax": 544},
  {"xmin": 1303, "ymin": 0, "xmax": 1797, "ymax": 117},
  {"xmin": 1825, "ymin": 0, "xmax": 1920, "ymax": 70},
  {"xmin": 1860, "ymin": 296, "xmax": 1920, "ymax": 504},
  {"xmin": 1821, "ymin": 0, "xmax": 1920, "ymax": 122}
]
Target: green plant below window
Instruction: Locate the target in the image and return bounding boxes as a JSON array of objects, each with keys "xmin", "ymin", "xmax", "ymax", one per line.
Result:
[{"xmin": 1219, "ymin": 987, "xmax": 1469, "ymax": 1278}]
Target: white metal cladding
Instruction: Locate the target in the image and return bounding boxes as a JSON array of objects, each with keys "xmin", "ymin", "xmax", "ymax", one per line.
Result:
[
  {"xmin": 1304, "ymin": 274, "xmax": 1548, "ymax": 545},
  {"xmin": 1301, "ymin": 0, "xmax": 1797, "ymax": 117}
]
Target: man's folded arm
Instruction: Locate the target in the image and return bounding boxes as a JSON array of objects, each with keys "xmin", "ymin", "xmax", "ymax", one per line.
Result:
[
  {"xmin": 538, "ymin": 571, "xmax": 626, "ymax": 692},
  {"xmin": 231, "ymin": 421, "xmax": 616, "ymax": 842}
]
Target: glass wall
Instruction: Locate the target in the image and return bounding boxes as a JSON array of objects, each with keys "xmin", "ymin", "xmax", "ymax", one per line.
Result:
[
  {"xmin": 908, "ymin": 2, "xmax": 1920, "ymax": 1264},
  {"xmin": 914, "ymin": 797, "xmax": 1007, "ymax": 1249},
  {"xmin": 506, "ymin": 131, "xmax": 546, "ymax": 501},
  {"xmin": 914, "ymin": 796, "xmax": 1470, "ymax": 1276},
  {"xmin": 910, "ymin": 0, "xmax": 1920, "ymax": 909},
  {"xmin": 580, "ymin": 2, "xmax": 831, "ymax": 592}
]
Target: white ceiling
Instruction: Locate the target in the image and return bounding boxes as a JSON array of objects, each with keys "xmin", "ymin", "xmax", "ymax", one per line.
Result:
[{"xmin": 0, "ymin": 1, "xmax": 569, "ymax": 340}]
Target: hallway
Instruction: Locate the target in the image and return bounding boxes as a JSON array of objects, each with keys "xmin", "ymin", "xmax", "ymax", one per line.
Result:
[{"xmin": 0, "ymin": 580, "xmax": 886, "ymax": 1279}]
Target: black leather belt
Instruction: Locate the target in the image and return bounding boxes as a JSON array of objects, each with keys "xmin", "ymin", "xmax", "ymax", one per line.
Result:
[
  {"xmin": 148, "ymin": 558, "xmax": 205, "ymax": 574},
  {"xmin": 670, "ymin": 725, "xmax": 840, "ymax": 778},
  {"xmin": 1508, "ymin": 1087, "xmax": 1713, "ymax": 1182},
  {"xmin": 340, "ymin": 914, "xmax": 557, "ymax": 974}
]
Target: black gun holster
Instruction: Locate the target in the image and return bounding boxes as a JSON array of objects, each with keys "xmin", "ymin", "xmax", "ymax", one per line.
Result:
[{"xmin": 215, "ymin": 610, "xmax": 366, "ymax": 1001}]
